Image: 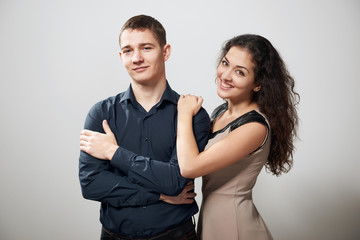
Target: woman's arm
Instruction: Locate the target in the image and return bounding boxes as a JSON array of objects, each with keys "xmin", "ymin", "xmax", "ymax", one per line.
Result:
[{"xmin": 177, "ymin": 95, "xmax": 267, "ymax": 178}]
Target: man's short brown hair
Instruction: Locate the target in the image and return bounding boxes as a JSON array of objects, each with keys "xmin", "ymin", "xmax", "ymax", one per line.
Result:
[{"xmin": 119, "ymin": 15, "xmax": 167, "ymax": 47}]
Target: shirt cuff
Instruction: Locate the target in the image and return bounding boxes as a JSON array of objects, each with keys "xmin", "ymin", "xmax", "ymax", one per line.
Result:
[
  {"xmin": 110, "ymin": 146, "xmax": 135, "ymax": 174},
  {"xmin": 142, "ymin": 191, "xmax": 160, "ymax": 205}
]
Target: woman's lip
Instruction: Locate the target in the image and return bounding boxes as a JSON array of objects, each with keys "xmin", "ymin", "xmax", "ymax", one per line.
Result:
[{"xmin": 219, "ymin": 79, "xmax": 233, "ymax": 89}]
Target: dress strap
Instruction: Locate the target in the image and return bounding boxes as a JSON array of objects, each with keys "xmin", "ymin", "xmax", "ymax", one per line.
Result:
[
  {"xmin": 209, "ymin": 103, "xmax": 269, "ymax": 140},
  {"xmin": 229, "ymin": 110, "xmax": 269, "ymax": 132}
]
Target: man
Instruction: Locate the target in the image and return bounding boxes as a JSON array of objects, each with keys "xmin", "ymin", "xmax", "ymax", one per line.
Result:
[{"xmin": 79, "ymin": 15, "xmax": 210, "ymax": 239}]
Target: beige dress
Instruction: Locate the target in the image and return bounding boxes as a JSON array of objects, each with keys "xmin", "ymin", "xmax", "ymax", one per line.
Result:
[{"xmin": 197, "ymin": 106, "xmax": 273, "ymax": 240}]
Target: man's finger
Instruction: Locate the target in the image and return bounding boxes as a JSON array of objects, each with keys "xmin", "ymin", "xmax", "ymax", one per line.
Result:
[
  {"xmin": 81, "ymin": 129, "xmax": 94, "ymax": 136},
  {"xmin": 80, "ymin": 144, "xmax": 87, "ymax": 152},
  {"xmin": 80, "ymin": 134, "xmax": 89, "ymax": 141},
  {"xmin": 102, "ymin": 120, "xmax": 113, "ymax": 135},
  {"xmin": 80, "ymin": 140, "xmax": 88, "ymax": 147}
]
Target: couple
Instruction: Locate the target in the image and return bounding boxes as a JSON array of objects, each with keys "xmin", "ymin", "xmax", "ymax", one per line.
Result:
[{"xmin": 79, "ymin": 15, "xmax": 299, "ymax": 240}]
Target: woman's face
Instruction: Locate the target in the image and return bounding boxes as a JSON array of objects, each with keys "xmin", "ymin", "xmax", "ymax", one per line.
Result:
[{"xmin": 216, "ymin": 46, "xmax": 259, "ymax": 103}]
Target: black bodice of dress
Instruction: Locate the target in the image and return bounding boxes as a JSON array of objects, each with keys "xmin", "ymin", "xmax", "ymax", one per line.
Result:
[{"xmin": 209, "ymin": 102, "xmax": 269, "ymax": 140}]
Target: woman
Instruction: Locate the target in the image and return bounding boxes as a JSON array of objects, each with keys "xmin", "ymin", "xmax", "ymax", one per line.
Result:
[{"xmin": 171, "ymin": 34, "xmax": 299, "ymax": 239}]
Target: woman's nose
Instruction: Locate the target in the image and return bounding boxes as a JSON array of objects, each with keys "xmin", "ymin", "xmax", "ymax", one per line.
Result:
[{"xmin": 221, "ymin": 68, "xmax": 232, "ymax": 81}]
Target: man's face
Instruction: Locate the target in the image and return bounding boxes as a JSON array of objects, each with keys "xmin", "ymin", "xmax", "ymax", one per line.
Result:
[{"xmin": 119, "ymin": 29, "xmax": 170, "ymax": 86}]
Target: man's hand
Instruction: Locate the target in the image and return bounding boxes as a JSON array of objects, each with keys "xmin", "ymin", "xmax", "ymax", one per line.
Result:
[
  {"xmin": 159, "ymin": 182, "xmax": 197, "ymax": 205},
  {"xmin": 80, "ymin": 120, "xmax": 119, "ymax": 160}
]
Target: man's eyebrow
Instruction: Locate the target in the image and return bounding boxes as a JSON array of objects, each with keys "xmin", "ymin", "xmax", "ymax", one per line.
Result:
[
  {"xmin": 121, "ymin": 43, "xmax": 156, "ymax": 51},
  {"xmin": 121, "ymin": 45, "xmax": 131, "ymax": 51},
  {"xmin": 224, "ymin": 56, "xmax": 249, "ymax": 73},
  {"xmin": 140, "ymin": 43, "xmax": 156, "ymax": 47}
]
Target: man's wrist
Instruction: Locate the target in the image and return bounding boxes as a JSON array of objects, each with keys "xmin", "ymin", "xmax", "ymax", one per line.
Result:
[{"xmin": 107, "ymin": 145, "xmax": 119, "ymax": 160}]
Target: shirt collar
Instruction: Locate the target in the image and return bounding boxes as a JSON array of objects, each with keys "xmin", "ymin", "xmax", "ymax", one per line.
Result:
[
  {"xmin": 159, "ymin": 81, "xmax": 178, "ymax": 105},
  {"xmin": 119, "ymin": 81, "xmax": 178, "ymax": 107},
  {"xmin": 119, "ymin": 84, "xmax": 135, "ymax": 103}
]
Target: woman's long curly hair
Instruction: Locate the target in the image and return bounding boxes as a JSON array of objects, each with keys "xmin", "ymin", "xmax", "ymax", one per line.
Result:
[{"xmin": 218, "ymin": 34, "xmax": 299, "ymax": 176}]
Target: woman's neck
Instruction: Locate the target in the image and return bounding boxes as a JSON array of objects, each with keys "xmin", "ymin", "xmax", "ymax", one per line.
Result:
[{"xmin": 226, "ymin": 99, "xmax": 258, "ymax": 118}]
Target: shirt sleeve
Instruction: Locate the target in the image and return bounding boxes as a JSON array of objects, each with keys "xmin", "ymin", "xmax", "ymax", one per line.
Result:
[
  {"xmin": 78, "ymin": 102, "xmax": 160, "ymax": 207},
  {"xmin": 110, "ymin": 108, "xmax": 211, "ymax": 196}
]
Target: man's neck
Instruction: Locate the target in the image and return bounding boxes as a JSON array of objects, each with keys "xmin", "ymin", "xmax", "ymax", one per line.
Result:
[{"xmin": 131, "ymin": 79, "xmax": 167, "ymax": 112}]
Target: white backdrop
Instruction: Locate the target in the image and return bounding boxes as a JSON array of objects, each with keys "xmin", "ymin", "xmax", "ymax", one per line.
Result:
[{"xmin": 1, "ymin": 0, "xmax": 359, "ymax": 239}]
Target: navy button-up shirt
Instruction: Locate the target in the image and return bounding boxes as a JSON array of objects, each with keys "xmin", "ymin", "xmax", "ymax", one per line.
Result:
[{"xmin": 79, "ymin": 82, "xmax": 210, "ymax": 237}]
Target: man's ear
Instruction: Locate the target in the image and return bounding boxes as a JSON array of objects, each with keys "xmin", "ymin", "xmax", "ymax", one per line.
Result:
[
  {"xmin": 119, "ymin": 51, "xmax": 123, "ymax": 62},
  {"xmin": 163, "ymin": 44, "xmax": 171, "ymax": 62}
]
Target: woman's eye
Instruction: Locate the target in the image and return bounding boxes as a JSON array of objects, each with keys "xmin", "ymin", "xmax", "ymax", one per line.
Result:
[
  {"xmin": 222, "ymin": 60, "xmax": 228, "ymax": 66},
  {"xmin": 236, "ymin": 70, "xmax": 245, "ymax": 76}
]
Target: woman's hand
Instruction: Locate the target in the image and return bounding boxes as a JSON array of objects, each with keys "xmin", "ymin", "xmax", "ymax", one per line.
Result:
[
  {"xmin": 80, "ymin": 120, "xmax": 119, "ymax": 160},
  {"xmin": 177, "ymin": 94, "xmax": 203, "ymax": 117},
  {"xmin": 159, "ymin": 182, "xmax": 197, "ymax": 205}
]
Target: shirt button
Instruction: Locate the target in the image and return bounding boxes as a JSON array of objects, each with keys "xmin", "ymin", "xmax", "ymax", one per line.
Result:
[{"xmin": 145, "ymin": 138, "xmax": 149, "ymax": 141}]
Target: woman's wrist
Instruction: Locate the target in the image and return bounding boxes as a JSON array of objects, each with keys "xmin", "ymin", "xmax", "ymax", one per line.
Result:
[{"xmin": 178, "ymin": 112, "xmax": 193, "ymax": 122}]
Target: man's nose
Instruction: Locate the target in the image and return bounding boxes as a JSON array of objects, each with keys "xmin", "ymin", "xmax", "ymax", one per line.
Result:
[{"xmin": 132, "ymin": 49, "xmax": 144, "ymax": 63}]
